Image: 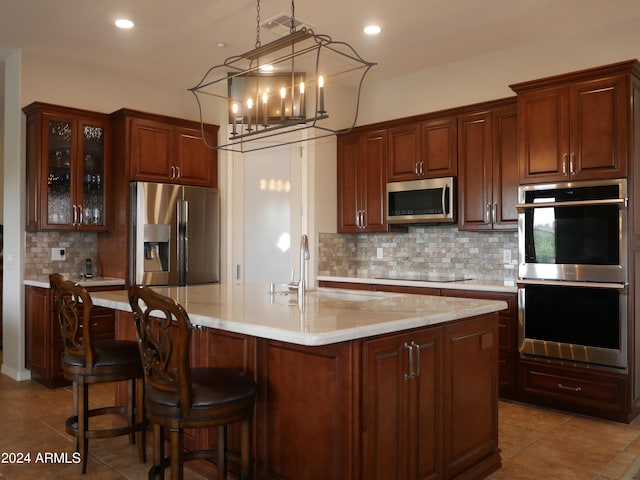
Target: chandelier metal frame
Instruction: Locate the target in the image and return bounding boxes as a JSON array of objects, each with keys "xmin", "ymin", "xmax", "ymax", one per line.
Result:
[{"xmin": 189, "ymin": 0, "xmax": 376, "ymax": 153}]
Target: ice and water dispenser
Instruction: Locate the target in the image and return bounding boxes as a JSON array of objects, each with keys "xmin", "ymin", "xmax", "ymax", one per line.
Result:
[{"xmin": 143, "ymin": 224, "xmax": 170, "ymax": 273}]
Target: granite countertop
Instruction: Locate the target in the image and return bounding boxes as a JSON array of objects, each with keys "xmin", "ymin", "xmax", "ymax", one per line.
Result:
[
  {"xmin": 24, "ymin": 276, "xmax": 126, "ymax": 289},
  {"xmin": 91, "ymin": 283, "xmax": 507, "ymax": 346},
  {"xmin": 316, "ymin": 275, "xmax": 518, "ymax": 294}
]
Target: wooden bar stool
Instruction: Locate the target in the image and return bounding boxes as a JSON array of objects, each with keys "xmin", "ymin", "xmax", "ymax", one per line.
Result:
[
  {"xmin": 128, "ymin": 285, "xmax": 257, "ymax": 480},
  {"xmin": 49, "ymin": 273, "xmax": 146, "ymax": 474}
]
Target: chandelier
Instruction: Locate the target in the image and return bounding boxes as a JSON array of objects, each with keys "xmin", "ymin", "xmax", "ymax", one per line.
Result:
[{"xmin": 189, "ymin": 0, "xmax": 376, "ymax": 153}]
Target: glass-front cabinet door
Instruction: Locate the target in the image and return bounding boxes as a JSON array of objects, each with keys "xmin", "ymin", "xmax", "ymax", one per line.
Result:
[{"xmin": 25, "ymin": 102, "xmax": 110, "ymax": 232}]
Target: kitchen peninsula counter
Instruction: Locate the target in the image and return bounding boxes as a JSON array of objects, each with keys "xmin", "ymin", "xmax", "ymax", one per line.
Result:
[{"xmin": 92, "ymin": 284, "xmax": 505, "ymax": 480}]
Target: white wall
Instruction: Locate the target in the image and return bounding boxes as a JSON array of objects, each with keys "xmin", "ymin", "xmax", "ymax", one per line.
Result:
[{"xmin": 358, "ymin": 17, "xmax": 640, "ymax": 125}]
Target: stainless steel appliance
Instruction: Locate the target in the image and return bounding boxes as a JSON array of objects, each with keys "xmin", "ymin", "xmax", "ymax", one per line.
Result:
[
  {"xmin": 386, "ymin": 176, "xmax": 455, "ymax": 224},
  {"xmin": 130, "ymin": 181, "xmax": 220, "ymax": 286},
  {"xmin": 517, "ymin": 178, "xmax": 628, "ymax": 370}
]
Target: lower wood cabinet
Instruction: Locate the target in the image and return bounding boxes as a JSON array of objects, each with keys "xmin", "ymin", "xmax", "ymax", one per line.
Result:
[
  {"xmin": 25, "ymin": 284, "xmax": 118, "ymax": 388},
  {"xmin": 114, "ymin": 308, "xmax": 500, "ymax": 479},
  {"xmin": 519, "ymin": 359, "xmax": 629, "ymax": 422},
  {"xmin": 361, "ymin": 328, "xmax": 441, "ymax": 480}
]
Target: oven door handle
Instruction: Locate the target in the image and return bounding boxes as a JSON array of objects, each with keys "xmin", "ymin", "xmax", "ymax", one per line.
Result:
[
  {"xmin": 517, "ymin": 279, "xmax": 627, "ymax": 290},
  {"xmin": 516, "ymin": 198, "xmax": 627, "ymax": 210}
]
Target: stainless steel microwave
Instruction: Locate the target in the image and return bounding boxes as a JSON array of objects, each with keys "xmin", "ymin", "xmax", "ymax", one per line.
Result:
[{"xmin": 386, "ymin": 177, "xmax": 455, "ymax": 224}]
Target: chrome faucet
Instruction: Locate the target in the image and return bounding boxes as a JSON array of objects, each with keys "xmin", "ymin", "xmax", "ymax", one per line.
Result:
[{"xmin": 298, "ymin": 234, "xmax": 310, "ymax": 298}]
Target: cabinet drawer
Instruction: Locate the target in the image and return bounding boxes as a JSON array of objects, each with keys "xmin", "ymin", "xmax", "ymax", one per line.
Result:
[{"xmin": 519, "ymin": 361, "xmax": 628, "ymax": 419}]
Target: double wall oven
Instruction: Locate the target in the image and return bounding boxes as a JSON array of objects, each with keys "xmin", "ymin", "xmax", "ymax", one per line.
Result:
[{"xmin": 517, "ymin": 179, "xmax": 628, "ymax": 370}]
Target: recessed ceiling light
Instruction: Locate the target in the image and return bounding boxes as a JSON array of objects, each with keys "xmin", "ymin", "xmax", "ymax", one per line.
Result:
[
  {"xmin": 364, "ymin": 25, "xmax": 381, "ymax": 35},
  {"xmin": 115, "ymin": 18, "xmax": 134, "ymax": 29}
]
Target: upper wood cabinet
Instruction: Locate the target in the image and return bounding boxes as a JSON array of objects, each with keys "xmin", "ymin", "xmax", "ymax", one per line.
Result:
[
  {"xmin": 113, "ymin": 109, "xmax": 218, "ymax": 188},
  {"xmin": 387, "ymin": 116, "xmax": 457, "ymax": 181},
  {"xmin": 337, "ymin": 129, "xmax": 389, "ymax": 233},
  {"xmin": 24, "ymin": 102, "xmax": 110, "ymax": 232},
  {"xmin": 511, "ymin": 60, "xmax": 640, "ymax": 184},
  {"xmin": 458, "ymin": 102, "xmax": 518, "ymax": 231}
]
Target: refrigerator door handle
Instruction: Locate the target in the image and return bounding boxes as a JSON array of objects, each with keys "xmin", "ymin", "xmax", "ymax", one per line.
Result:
[{"xmin": 177, "ymin": 198, "xmax": 189, "ymax": 285}]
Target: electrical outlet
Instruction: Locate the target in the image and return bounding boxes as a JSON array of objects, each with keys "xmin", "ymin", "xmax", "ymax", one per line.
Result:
[
  {"xmin": 503, "ymin": 249, "xmax": 511, "ymax": 264},
  {"xmin": 376, "ymin": 247, "xmax": 383, "ymax": 259},
  {"xmin": 52, "ymin": 247, "xmax": 66, "ymax": 261}
]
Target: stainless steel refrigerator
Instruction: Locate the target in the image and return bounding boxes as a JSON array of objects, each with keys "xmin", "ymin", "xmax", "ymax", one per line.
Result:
[{"xmin": 129, "ymin": 181, "xmax": 220, "ymax": 286}]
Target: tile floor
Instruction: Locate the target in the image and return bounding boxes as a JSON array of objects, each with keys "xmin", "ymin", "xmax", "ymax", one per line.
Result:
[{"xmin": 0, "ymin": 367, "xmax": 640, "ymax": 479}]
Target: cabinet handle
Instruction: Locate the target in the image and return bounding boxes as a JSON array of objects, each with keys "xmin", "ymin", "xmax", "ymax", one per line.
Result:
[
  {"xmin": 72, "ymin": 205, "xmax": 77, "ymax": 226},
  {"xmin": 360, "ymin": 210, "xmax": 366, "ymax": 229},
  {"xmin": 492, "ymin": 202, "xmax": 497, "ymax": 225},
  {"xmin": 414, "ymin": 162, "xmax": 420, "ymax": 176},
  {"xmin": 411, "ymin": 341, "xmax": 421, "ymax": 377},
  {"xmin": 569, "ymin": 153, "xmax": 575, "ymax": 175},
  {"xmin": 404, "ymin": 342, "xmax": 414, "ymax": 380},
  {"xmin": 485, "ymin": 203, "xmax": 491, "ymax": 224},
  {"xmin": 562, "ymin": 154, "xmax": 568, "ymax": 175},
  {"xmin": 78, "ymin": 205, "xmax": 83, "ymax": 225},
  {"xmin": 557, "ymin": 383, "xmax": 582, "ymax": 392},
  {"xmin": 171, "ymin": 166, "xmax": 176, "ymax": 180},
  {"xmin": 176, "ymin": 166, "xmax": 181, "ymax": 179},
  {"xmin": 419, "ymin": 161, "xmax": 424, "ymax": 176}
]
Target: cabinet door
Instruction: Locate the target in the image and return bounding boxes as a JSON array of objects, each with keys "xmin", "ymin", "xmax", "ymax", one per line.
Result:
[
  {"xmin": 337, "ymin": 133, "xmax": 361, "ymax": 232},
  {"xmin": 39, "ymin": 113, "xmax": 76, "ymax": 230},
  {"xmin": 457, "ymin": 111, "xmax": 493, "ymax": 230},
  {"xmin": 174, "ymin": 125, "xmax": 218, "ymax": 187},
  {"xmin": 570, "ymin": 75, "xmax": 628, "ymax": 180},
  {"xmin": 25, "ymin": 286, "xmax": 51, "ymax": 380},
  {"xmin": 388, "ymin": 124, "xmax": 420, "ymax": 181},
  {"xmin": 77, "ymin": 118, "xmax": 109, "ymax": 230},
  {"xmin": 517, "ymin": 85, "xmax": 570, "ymax": 183},
  {"xmin": 361, "ymin": 129, "xmax": 388, "ymax": 232},
  {"xmin": 130, "ymin": 118, "xmax": 174, "ymax": 182},
  {"xmin": 491, "ymin": 104, "xmax": 518, "ymax": 229},
  {"xmin": 443, "ymin": 315, "xmax": 499, "ymax": 479},
  {"xmin": 361, "ymin": 332, "xmax": 409, "ymax": 480},
  {"xmin": 361, "ymin": 329, "xmax": 442, "ymax": 480},
  {"xmin": 420, "ymin": 116, "xmax": 457, "ymax": 177},
  {"xmin": 407, "ymin": 329, "xmax": 442, "ymax": 480}
]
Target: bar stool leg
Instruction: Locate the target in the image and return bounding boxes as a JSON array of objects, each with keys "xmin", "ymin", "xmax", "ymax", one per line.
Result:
[{"xmin": 217, "ymin": 425, "xmax": 227, "ymax": 479}]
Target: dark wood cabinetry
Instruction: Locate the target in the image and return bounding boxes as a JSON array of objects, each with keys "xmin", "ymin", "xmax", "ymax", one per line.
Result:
[
  {"xmin": 387, "ymin": 116, "xmax": 457, "ymax": 181},
  {"xmin": 511, "ymin": 61, "xmax": 638, "ymax": 183},
  {"xmin": 361, "ymin": 328, "xmax": 442, "ymax": 480},
  {"xmin": 25, "ymin": 284, "xmax": 118, "ymax": 388},
  {"xmin": 319, "ymin": 280, "xmax": 518, "ymax": 399},
  {"xmin": 24, "ymin": 102, "xmax": 110, "ymax": 232},
  {"xmin": 112, "ymin": 305, "xmax": 500, "ymax": 479},
  {"xmin": 337, "ymin": 129, "xmax": 389, "ymax": 233},
  {"xmin": 458, "ymin": 102, "xmax": 518, "ymax": 231},
  {"xmin": 442, "ymin": 289, "xmax": 518, "ymax": 398},
  {"xmin": 127, "ymin": 115, "xmax": 218, "ymax": 187}
]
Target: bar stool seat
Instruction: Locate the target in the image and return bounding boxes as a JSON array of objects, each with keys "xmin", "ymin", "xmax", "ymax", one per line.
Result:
[{"xmin": 49, "ymin": 273, "xmax": 146, "ymax": 474}]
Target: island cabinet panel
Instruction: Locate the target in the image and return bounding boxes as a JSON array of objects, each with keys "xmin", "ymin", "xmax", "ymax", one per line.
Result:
[
  {"xmin": 254, "ymin": 340, "xmax": 357, "ymax": 480},
  {"xmin": 442, "ymin": 315, "xmax": 500, "ymax": 479},
  {"xmin": 361, "ymin": 328, "xmax": 442, "ymax": 480}
]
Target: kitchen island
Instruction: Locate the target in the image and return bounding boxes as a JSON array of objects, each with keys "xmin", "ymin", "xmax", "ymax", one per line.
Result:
[{"xmin": 92, "ymin": 284, "xmax": 507, "ymax": 480}]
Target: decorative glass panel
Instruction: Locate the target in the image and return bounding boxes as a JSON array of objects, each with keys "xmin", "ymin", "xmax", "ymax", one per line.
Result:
[
  {"xmin": 47, "ymin": 120, "xmax": 72, "ymax": 224},
  {"xmin": 81, "ymin": 124, "xmax": 105, "ymax": 226}
]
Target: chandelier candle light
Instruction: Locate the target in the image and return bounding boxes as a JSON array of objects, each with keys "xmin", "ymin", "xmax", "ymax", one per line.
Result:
[{"xmin": 189, "ymin": 0, "xmax": 376, "ymax": 153}]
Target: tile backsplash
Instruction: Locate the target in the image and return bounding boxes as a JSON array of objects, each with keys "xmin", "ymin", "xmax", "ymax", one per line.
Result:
[
  {"xmin": 317, "ymin": 225, "xmax": 518, "ymax": 283},
  {"xmin": 25, "ymin": 231, "xmax": 98, "ymax": 279}
]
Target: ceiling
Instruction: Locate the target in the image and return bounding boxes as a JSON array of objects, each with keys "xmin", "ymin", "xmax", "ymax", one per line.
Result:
[{"xmin": 1, "ymin": 0, "xmax": 640, "ymax": 101}]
